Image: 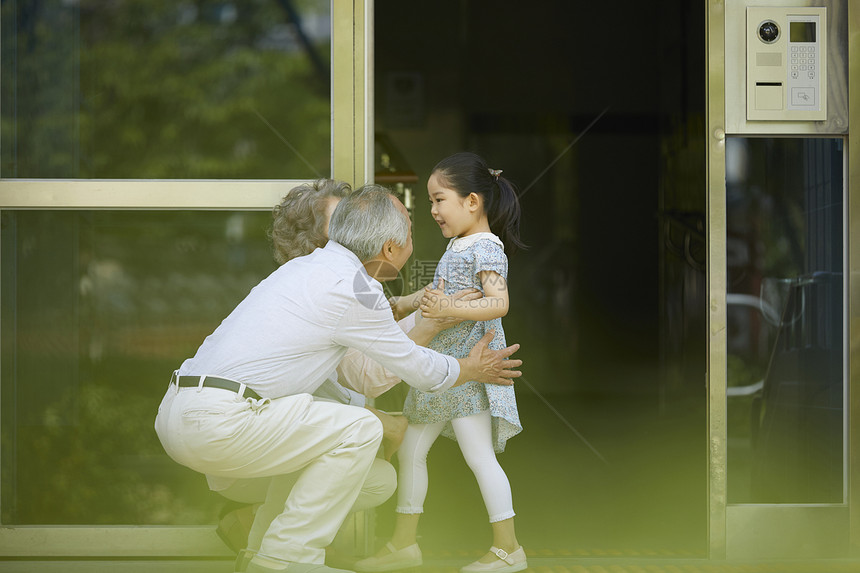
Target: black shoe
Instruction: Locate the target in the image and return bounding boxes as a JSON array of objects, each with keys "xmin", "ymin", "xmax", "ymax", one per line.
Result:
[
  {"xmin": 217, "ymin": 505, "xmax": 255, "ymax": 554},
  {"xmin": 234, "ymin": 548, "xmax": 256, "ymax": 572}
]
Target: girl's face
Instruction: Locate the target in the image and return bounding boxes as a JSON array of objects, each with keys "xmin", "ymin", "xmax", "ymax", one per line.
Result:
[{"xmin": 427, "ymin": 172, "xmax": 478, "ymax": 238}]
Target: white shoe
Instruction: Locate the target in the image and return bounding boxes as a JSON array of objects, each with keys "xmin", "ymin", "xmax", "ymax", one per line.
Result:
[
  {"xmin": 460, "ymin": 546, "xmax": 527, "ymax": 573},
  {"xmin": 354, "ymin": 542, "xmax": 422, "ymax": 572}
]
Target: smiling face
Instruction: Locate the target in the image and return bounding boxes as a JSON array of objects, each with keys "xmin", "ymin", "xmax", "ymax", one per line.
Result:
[{"xmin": 427, "ymin": 172, "xmax": 480, "ymax": 239}]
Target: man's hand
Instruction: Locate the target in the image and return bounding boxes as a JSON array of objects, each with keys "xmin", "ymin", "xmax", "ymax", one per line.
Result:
[{"xmin": 455, "ymin": 330, "xmax": 522, "ymax": 387}]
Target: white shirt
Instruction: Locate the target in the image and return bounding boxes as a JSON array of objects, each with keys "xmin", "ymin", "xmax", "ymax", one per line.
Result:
[
  {"xmin": 179, "ymin": 241, "xmax": 459, "ymax": 399},
  {"xmin": 336, "ymin": 312, "xmax": 415, "ymax": 398}
]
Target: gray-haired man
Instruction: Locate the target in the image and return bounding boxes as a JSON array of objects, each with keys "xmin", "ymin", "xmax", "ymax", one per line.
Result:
[{"xmin": 154, "ymin": 186, "xmax": 522, "ymax": 573}]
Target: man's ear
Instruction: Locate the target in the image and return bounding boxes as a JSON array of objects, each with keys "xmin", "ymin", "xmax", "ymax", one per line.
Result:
[{"xmin": 381, "ymin": 239, "xmax": 396, "ymax": 261}]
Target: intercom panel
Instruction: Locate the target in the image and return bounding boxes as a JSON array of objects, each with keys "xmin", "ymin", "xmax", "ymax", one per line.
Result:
[{"xmin": 746, "ymin": 6, "xmax": 827, "ymax": 121}]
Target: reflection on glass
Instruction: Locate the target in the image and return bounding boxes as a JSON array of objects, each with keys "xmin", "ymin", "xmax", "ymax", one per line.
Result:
[
  {"xmin": 1, "ymin": 0, "xmax": 331, "ymax": 179},
  {"xmin": 726, "ymin": 138, "xmax": 844, "ymax": 504},
  {"xmin": 1, "ymin": 210, "xmax": 278, "ymax": 524}
]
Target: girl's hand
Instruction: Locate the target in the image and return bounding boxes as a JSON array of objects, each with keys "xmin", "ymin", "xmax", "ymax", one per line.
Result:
[
  {"xmin": 417, "ymin": 287, "xmax": 481, "ymax": 329},
  {"xmin": 419, "ymin": 278, "xmax": 455, "ymax": 319}
]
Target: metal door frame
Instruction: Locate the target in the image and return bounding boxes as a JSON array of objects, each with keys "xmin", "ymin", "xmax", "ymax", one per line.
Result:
[{"xmin": 706, "ymin": 0, "xmax": 860, "ymax": 559}]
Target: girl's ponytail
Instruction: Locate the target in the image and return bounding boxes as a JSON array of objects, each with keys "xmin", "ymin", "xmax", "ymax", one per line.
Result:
[{"xmin": 490, "ymin": 174, "xmax": 526, "ymax": 254}]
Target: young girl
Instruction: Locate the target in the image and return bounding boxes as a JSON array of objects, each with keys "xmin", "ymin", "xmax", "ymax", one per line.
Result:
[{"xmin": 355, "ymin": 152, "xmax": 526, "ymax": 573}]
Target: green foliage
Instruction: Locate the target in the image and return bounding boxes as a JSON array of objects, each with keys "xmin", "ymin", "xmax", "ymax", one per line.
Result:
[
  {"xmin": 2, "ymin": 0, "xmax": 331, "ymax": 178},
  {"xmin": 15, "ymin": 368, "xmax": 221, "ymax": 525},
  {"xmin": 0, "ymin": 207, "xmax": 277, "ymax": 525}
]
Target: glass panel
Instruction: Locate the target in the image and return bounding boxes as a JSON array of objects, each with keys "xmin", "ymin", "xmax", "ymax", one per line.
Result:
[
  {"xmin": 1, "ymin": 0, "xmax": 331, "ymax": 179},
  {"xmin": 1, "ymin": 210, "xmax": 278, "ymax": 524},
  {"xmin": 726, "ymin": 138, "xmax": 845, "ymax": 504}
]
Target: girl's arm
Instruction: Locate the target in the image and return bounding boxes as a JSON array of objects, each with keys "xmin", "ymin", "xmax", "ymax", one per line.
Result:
[
  {"xmin": 407, "ymin": 288, "xmax": 481, "ymax": 342},
  {"xmin": 420, "ymin": 274, "xmax": 509, "ymax": 322},
  {"xmin": 389, "ymin": 286, "xmax": 426, "ymax": 321}
]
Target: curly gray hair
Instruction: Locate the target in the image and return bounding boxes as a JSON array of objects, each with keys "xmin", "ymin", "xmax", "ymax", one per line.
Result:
[{"xmin": 269, "ymin": 179, "xmax": 352, "ymax": 264}]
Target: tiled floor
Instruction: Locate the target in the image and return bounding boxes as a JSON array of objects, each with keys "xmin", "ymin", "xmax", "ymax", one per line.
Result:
[{"xmin": 2, "ymin": 558, "xmax": 860, "ymax": 573}]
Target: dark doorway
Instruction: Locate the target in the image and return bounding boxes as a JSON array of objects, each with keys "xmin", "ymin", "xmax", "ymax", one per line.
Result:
[{"xmin": 373, "ymin": 0, "xmax": 708, "ymax": 558}]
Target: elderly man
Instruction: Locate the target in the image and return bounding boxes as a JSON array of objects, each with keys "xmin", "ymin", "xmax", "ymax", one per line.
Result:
[
  {"xmin": 212, "ymin": 179, "xmax": 482, "ymax": 567},
  {"xmin": 154, "ymin": 186, "xmax": 522, "ymax": 573}
]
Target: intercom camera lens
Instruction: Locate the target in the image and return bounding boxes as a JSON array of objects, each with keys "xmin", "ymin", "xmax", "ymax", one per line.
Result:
[{"xmin": 758, "ymin": 20, "xmax": 780, "ymax": 43}]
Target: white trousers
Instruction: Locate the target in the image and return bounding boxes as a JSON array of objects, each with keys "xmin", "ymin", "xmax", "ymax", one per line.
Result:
[
  {"xmin": 395, "ymin": 409, "xmax": 515, "ymax": 523},
  {"xmin": 154, "ymin": 385, "xmax": 382, "ymax": 564},
  {"xmin": 219, "ymin": 457, "xmax": 396, "ymax": 552}
]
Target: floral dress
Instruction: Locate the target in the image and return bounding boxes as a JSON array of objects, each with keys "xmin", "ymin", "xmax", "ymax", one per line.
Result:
[{"xmin": 402, "ymin": 232, "xmax": 522, "ymax": 452}]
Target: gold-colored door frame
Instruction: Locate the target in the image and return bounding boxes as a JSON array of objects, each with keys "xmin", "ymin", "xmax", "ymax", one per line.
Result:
[
  {"xmin": 0, "ymin": 0, "xmax": 374, "ymax": 558},
  {"xmin": 707, "ymin": 0, "xmax": 860, "ymax": 560},
  {"xmin": 333, "ymin": 0, "xmax": 374, "ymax": 188},
  {"xmin": 848, "ymin": 2, "xmax": 860, "ymax": 558},
  {"xmin": 706, "ymin": 0, "xmax": 728, "ymax": 559}
]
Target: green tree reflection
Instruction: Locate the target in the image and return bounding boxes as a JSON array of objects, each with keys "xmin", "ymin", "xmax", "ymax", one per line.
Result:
[
  {"xmin": 2, "ymin": 0, "xmax": 331, "ymax": 179},
  {"xmin": 0, "ymin": 0, "xmax": 330, "ymax": 526}
]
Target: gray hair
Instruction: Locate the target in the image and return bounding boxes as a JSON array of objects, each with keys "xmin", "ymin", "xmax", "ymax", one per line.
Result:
[
  {"xmin": 328, "ymin": 185, "xmax": 409, "ymax": 262},
  {"xmin": 270, "ymin": 179, "xmax": 352, "ymax": 265}
]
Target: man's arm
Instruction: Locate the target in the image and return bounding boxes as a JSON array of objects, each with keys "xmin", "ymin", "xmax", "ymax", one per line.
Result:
[{"xmin": 337, "ymin": 288, "xmax": 482, "ymax": 397}]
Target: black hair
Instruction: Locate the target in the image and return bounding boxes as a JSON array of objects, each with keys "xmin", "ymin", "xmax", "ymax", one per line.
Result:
[{"xmin": 431, "ymin": 151, "xmax": 526, "ymax": 254}]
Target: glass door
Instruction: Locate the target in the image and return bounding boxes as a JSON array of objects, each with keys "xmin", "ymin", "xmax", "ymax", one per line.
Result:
[
  {"xmin": 725, "ymin": 138, "xmax": 845, "ymax": 505},
  {"xmin": 723, "ymin": 137, "xmax": 848, "ymax": 558},
  {"xmin": 708, "ymin": 0, "xmax": 858, "ymax": 560},
  {"xmin": 0, "ymin": 0, "xmax": 372, "ymax": 558}
]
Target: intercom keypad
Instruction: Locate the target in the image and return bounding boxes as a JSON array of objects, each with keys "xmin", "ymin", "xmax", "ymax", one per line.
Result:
[{"xmin": 746, "ymin": 7, "xmax": 826, "ymax": 121}]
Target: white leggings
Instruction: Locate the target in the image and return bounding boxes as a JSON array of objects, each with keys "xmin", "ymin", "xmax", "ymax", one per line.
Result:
[{"xmin": 395, "ymin": 409, "xmax": 515, "ymax": 523}]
